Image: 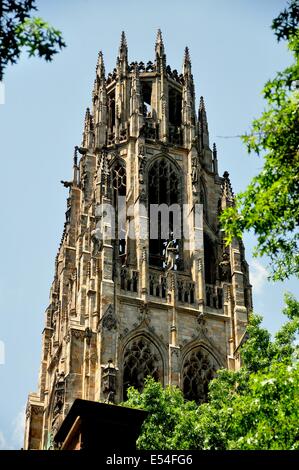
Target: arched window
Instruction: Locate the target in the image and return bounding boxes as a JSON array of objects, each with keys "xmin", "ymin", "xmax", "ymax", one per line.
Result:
[
  {"xmin": 123, "ymin": 337, "xmax": 163, "ymax": 400},
  {"xmin": 182, "ymin": 347, "xmax": 218, "ymax": 403},
  {"xmin": 112, "ymin": 163, "xmax": 126, "ymax": 259},
  {"xmin": 148, "ymin": 157, "xmax": 182, "ymax": 268}
]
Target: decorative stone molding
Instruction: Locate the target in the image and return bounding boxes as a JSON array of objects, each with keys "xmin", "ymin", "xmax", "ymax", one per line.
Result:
[
  {"xmin": 71, "ymin": 329, "xmax": 86, "ymax": 340},
  {"xmin": 101, "ymin": 305, "xmax": 117, "ymax": 331}
]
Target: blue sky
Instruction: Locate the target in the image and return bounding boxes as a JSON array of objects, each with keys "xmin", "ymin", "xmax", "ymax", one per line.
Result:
[{"xmin": 0, "ymin": 0, "xmax": 297, "ymax": 449}]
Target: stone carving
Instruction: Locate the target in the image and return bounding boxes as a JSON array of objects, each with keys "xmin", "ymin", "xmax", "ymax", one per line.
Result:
[
  {"xmin": 52, "ymin": 371, "xmax": 65, "ymax": 421},
  {"xmin": 102, "ymin": 305, "xmax": 117, "ymax": 331},
  {"xmin": 102, "ymin": 360, "xmax": 117, "ymax": 403},
  {"xmin": 171, "ymin": 347, "xmax": 180, "ymax": 358},
  {"xmin": 164, "ymin": 238, "xmax": 179, "ymax": 272},
  {"xmin": 26, "ymin": 404, "xmax": 43, "ymax": 420},
  {"xmin": 84, "ymin": 327, "xmax": 93, "ymax": 344},
  {"xmin": 91, "ymin": 226, "xmax": 103, "ymax": 256},
  {"xmin": 132, "ymin": 303, "xmax": 151, "ymax": 330},
  {"xmin": 191, "ymin": 156, "xmax": 199, "ymax": 195},
  {"xmin": 71, "ymin": 329, "xmax": 86, "ymax": 340},
  {"xmin": 138, "ymin": 145, "xmax": 146, "ymax": 183},
  {"xmin": 219, "ymin": 250, "xmax": 231, "ymax": 282},
  {"xmin": 196, "ymin": 313, "xmax": 209, "ymax": 338}
]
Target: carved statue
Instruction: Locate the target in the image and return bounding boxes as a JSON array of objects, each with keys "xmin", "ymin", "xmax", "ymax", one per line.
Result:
[
  {"xmin": 164, "ymin": 238, "xmax": 179, "ymax": 272},
  {"xmin": 91, "ymin": 227, "xmax": 103, "ymax": 255},
  {"xmin": 219, "ymin": 251, "xmax": 231, "ymax": 282}
]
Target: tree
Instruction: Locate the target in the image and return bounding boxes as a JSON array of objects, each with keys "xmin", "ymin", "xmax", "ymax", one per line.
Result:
[
  {"xmin": 0, "ymin": 1, "xmax": 66, "ymax": 80},
  {"xmin": 122, "ymin": 293, "xmax": 299, "ymax": 450},
  {"xmin": 220, "ymin": 0, "xmax": 299, "ymax": 281}
]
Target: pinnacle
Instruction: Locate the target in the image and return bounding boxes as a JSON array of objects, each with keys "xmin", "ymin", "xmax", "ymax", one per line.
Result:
[
  {"xmin": 120, "ymin": 31, "xmax": 127, "ymax": 49},
  {"xmin": 156, "ymin": 28, "xmax": 164, "ymax": 46},
  {"xmin": 133, "ymin": 61, "xmax": 139, "ymax": 75},
  {"xmin": 96, "ymin": 51, "xmax": 105, "ymax": 79},
  {"xmin": 184, "ymin": 46, "xmax": 191, "ymax": 64},
  {"xmin": 222, "ymin": 171, "xmax": 234, "ymax": 199},
  {"xmin": 199, "ymin": 96, "xmax": 205, "ymax": 111}
]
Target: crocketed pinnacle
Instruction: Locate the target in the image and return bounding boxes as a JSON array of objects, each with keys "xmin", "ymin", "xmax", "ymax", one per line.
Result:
[
  {"xmin": 96, "ymin": 51, "xmax": 105, "ymax": 79},
  {"xmin": 155, "ymin": 28, "xmax": 165, "ymax": 56}
]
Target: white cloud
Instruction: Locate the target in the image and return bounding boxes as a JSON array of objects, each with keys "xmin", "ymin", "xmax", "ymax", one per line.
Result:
[
  {"xmin": 0, "ymin": 407, "xmax": 25, "ymax": 450},
  {"xmin": 250, "ymin": 259, "xmax": 269, "ymax": 294},
  {"xmin": 12, "ymin": 407, "xmax": 25, "ymax": 450}
]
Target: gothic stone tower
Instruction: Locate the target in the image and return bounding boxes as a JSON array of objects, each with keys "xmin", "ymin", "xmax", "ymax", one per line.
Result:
[{"xmin": 24, "ymin": 31, "xmax": 252, "ymax": 450}]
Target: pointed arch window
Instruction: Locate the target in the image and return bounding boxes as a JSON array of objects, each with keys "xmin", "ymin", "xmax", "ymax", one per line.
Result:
[
  {"xmin": 123, "ymin": 337, "xmax": 163, "ymax": 400},
  {"xmin": 148, "ymin": 157, "xmax": 183, "ymax": 269},
  {"xmin": 182, "ymin": 347, "xmax": 218, "ymax": 403}
]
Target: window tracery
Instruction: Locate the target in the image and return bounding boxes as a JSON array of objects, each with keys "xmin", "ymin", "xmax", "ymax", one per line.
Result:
[
  {"xmin": 182, "ymin": 347, "xmax": 217, "ymax": 403},
  {"xmin": 123, "ymin": 337, "xmax": 163, "ymax": 400}
]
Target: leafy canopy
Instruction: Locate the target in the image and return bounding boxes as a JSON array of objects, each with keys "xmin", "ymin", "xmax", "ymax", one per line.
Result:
[
  {"xmin": 122, "ymin": 293, "xmax": 299, "ymax": 450},
  {"xmin": 0, "ymin": 1, "xmax": 66, "ymax": 80},
  {"xmin": 220, "ymin": 0, "xmax": 299, "ymax": 281}
]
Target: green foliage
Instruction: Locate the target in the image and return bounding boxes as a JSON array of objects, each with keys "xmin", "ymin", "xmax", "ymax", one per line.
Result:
[
  {"xmin": 122, "ymin": 293, "xmax": 299, "ymax": 450},
  {"xmin": 220, "ymin": 1, "xmax": 299, "ymax": 280},
  {"xmin": 0, "ymin": 0, "xmax": 66, "ymax": 80},
  {"xmin": 121, "ymin": 379, "xmax": 198, "ymax": 449}
]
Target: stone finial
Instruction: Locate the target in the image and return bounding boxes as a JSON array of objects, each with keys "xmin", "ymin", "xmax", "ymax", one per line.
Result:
[
  {"xmin": 131, "ymin": 61, "xmax": 141, "ymax": 102},
  {"xmin": 199, "ymin": 96, "xmax": 208, "ymax": 127},
  {"xmin": 199, "ymin": 97, "xmax": 208, "ymax": 127},
  {"xmin": 213, "ymin": 142, "xmax": 217, "ymax": 158},
  {"xmin": 183, "ymin": 46, "xmax": 192, "ymax": 77},
  {"xmin": 222, "ymin": 171, "xmax": 235, "ymax": 204},
  {"xmin": 117, "ymin": 31, "xmax": 128, "ymax": 75},
  {"xmin": 73, "ymin": 146, "xmax": 78, "ymax": 166},
  {"xmin": 184, "ymin": 46, "xmax": 191, "ymax": 63},
  {"xmin": 155, "ymin": 29, "xmax": 165, "ymax": 56},
  {"xmin": 198, "ymin": 96, "xmax": 210, "ymax": 149},
  {"xmin": 212, "ymin": 143, "xmax": 218, "ymax": 174},
  {"xmin": 96, "ymin": 50, "xmax": 105, "ymax": 80},
  {"xmin": 119, "ymin": 31, "xmax": 128, "ymax": 58},
  {"xmin": 199, "ymin": 95, "xmax": 206, "ymax": 113},
  {"xmin": 120, "ymin": 30, "xmax": 127, "ymax": 48},
  {"xmin": 82, "ymin": 107, "xmax": 94, "ymax": 148},
  {"xmin": 84, "ymin": 107, "xmax": 91, "ymax": 129},
  {"xmin": 156, "ymin": 29, "xmax": 164, "ymax": 46}
]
